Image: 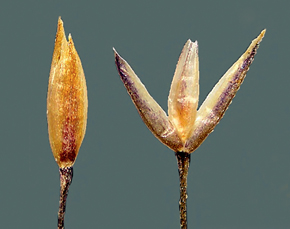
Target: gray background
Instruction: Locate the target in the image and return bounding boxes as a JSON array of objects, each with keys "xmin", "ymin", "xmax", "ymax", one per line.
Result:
[{"xmin": 0, "ymin": 0, "xmax": 288, "ymax": 228}]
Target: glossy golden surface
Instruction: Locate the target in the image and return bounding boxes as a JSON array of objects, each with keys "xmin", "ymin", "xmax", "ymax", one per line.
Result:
[
  {"xmin": 47, "ymin": 17, "xmax": 88, "ymax": 168},
  {"xmin": 114, "ymin": 30, "xmax": 265, "ymax": 153}
]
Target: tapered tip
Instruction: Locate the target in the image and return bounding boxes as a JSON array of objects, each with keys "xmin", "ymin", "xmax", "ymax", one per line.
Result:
[
  {"xmin": 113, "ymin": 48, "xmax": 121, "ymax": 61},
  {"xmin": 255, "ymin": 29, "xmax": 266, "ymax": 43},
  {"xmin": 57, "ymin": 17, "xmax": 65, "ymax": 36},
  {"xmin": 68, "ymin": 33, "xmax": 72, "ymax": 41},
  {"xmin": 184, "ymin": 39, "xmax": 198, "ymax": 49},
  {"xmin": 260, "ymin": 29, "xmax": 266, "ymax": 37},
  {"xmin": 113, "ymin": 48, "xmax": 128, "ymax": 78},
  {"xmin": 186, "ymin": 39, "xmax": 192, "ymax": 43}
]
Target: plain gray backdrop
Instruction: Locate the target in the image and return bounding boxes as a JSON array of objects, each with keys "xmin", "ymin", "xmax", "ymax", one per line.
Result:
[{"xmin": 0, "ymin": 0, "xmax": 289, "ymax": 228}]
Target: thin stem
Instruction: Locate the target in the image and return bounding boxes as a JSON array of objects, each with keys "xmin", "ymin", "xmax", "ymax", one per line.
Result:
[
  {"xmin": 58, "ymin": 166, "xmax": 73, "ymax": 229},
  {"xmin": 175, "ymin": 151, "xmax": 191, "ymax": 229}
]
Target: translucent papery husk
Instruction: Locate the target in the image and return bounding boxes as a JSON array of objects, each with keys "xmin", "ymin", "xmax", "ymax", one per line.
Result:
[
  {"xmin": 47, "ymin": 17, "xmax": 88, "ymax": 168},
  {"xmin": 114, "ymin": 49, "xmax": 183, "ymax": 152},
  {"xmin": 184, "ymin": 29, "xmax": 265, "ymax": 153}
]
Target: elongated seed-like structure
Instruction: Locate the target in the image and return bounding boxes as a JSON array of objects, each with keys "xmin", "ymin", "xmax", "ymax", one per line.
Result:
[{"xmin": 47, "ymin": 17, "xmax": 88, "ymax": 168}]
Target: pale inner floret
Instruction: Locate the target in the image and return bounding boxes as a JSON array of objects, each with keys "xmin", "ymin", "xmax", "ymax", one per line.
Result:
[{"xmin": 168, "ymin": 40, "xmax": 199, "ymax": 142}]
